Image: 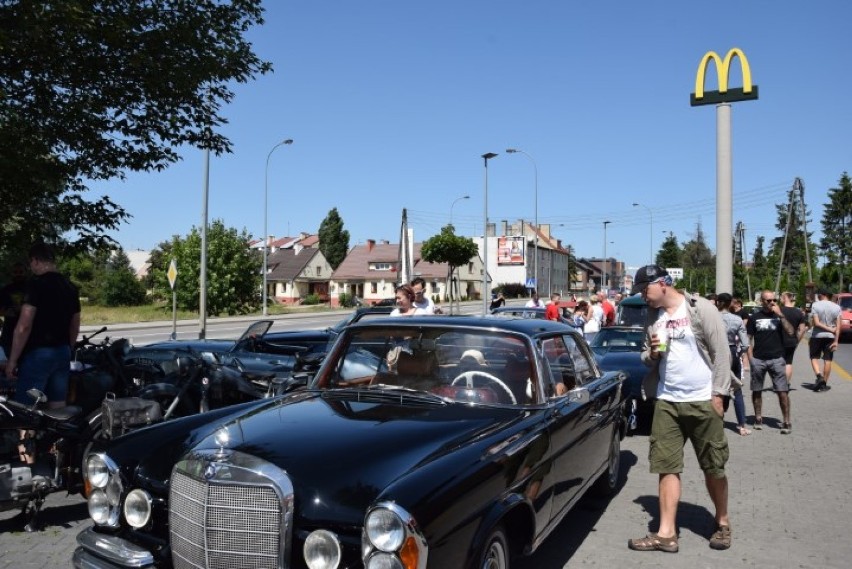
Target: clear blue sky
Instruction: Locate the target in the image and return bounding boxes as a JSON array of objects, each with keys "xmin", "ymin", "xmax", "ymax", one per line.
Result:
[{"xmin": 93, "ymin": 1, "xmax": 851, "ymax": 272}]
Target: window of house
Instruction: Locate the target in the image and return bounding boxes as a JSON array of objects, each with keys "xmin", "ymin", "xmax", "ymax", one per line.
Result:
[
  {"xmin": 371, "ymin": 282, "xmax": 378, "ymax": 294},
  {"xmin": 370, "ymin": 263, "xmax": 393, "ymax": 271},
  {"xmin": 468, "ymin": 262, "xmax": 474, "ymax": 272},
  {"xmin": 316, "ymin": 266, "xmax": 322, "ymax": 276}
]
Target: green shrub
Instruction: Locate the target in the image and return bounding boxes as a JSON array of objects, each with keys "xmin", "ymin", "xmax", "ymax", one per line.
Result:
[
  {"xmin": 302, "ymin": 293, "xmax": 322, "ymax": 305},
  {"xmin": 497, "ymin": 283, "xmax": 528, "ymax": 298}
]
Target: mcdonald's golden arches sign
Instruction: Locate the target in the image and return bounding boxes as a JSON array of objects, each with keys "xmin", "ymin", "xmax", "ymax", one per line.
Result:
[{"xmin": 690, "ymin": 48, "xmax": 759, "ymax": 106}]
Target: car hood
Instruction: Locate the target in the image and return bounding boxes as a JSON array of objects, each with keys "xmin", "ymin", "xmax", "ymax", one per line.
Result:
[
  {"xmin": 131, "ymin": 391, "xmax": 522, "ymax": 527},
  {"xmin": 133, "ymin": 339, "xmax": 236, "ymax": 353}
]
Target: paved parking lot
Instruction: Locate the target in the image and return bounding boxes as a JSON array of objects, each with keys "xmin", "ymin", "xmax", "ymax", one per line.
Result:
[{"xmin": 2, "ymin": 344, "xmax": 850, "ymax": 568}]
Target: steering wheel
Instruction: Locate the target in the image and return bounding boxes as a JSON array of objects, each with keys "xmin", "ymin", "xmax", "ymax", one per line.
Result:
[{"xmin": 451, "ymin": 371, "xmax": 517, "ymax": 404}]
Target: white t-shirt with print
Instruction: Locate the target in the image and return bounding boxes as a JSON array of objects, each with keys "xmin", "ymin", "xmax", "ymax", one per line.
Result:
[
  {"xmin": 656, "ymin": 298, "xmax": 712, "ymax": 402},
  {"xmin": 413, "ymin": 296, "xmax": 436, "ymax": 314}
]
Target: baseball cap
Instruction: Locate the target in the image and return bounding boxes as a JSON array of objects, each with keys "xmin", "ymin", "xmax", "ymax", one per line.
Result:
[{"xmin": 631, "ymin": 265, "xmax": 670, "ymax": 295}]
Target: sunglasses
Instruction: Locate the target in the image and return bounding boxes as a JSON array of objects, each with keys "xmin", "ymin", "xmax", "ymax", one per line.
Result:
[{"xmin": 762, "ymin": 298, "xmax": 777, "ymax": 304}]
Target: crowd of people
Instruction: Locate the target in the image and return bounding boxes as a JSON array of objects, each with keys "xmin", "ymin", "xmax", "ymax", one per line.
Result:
[{"xmin": 627, "ymin": 264, "xmax": 844, "ymax": 555}]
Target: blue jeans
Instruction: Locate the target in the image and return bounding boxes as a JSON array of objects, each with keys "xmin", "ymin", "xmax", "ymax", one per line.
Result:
[
  {"xmin": 14, "ymin": 345, "xmax": 71, "ymax": 405},
  {"xmin": 723, "ymin": 345, "xmax": 747, "ymax": 427}
]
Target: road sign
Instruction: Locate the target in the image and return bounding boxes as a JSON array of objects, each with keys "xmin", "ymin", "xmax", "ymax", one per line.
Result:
[
  {"xmin": 525, "ymin": 277, "xmax": 536, "ymax": 289},
  {"xmin": 167, "ymin": 259, "xmax": 178, "ymax": 290}
]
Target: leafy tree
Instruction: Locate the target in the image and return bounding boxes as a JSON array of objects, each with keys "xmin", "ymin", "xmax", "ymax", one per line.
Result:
[
  {"xmin": 421, "ymin": 225, "xmax": 479, "ymax": 307},
  {"xmin": 318, "ymin": 208, "xmax": 350, "ymax": 269},
  {"xmin": 0, "ymin": 1, "xmax": 271, "ymax": 255},
  {"xmin": 101, "ymin": 249, "xmax": 147, "ymax": 306},
  {"xmin": 60, "ymin": 248, "xmax": 111, "ymax": 303},
  {"xmin": 150, "ymin": 220, "xmax": 260, "ymax": 316},
  {"xmin": 820, "ymin": 172, "xmax": 852, "ymax": 291},
  {"xmin": 656, "ymin": 232, "xmax": 682, "ymax": 268}
]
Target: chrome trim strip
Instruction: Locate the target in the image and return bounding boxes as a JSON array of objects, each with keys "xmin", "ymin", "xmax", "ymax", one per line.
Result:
[{"xmin": 75, "ymin": 528, "xmax": 155, "ymax": 568}]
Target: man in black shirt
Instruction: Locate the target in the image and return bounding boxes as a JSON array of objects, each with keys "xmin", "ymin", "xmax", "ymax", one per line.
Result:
[
  {"xmin": 746, "ymin": 290, "xmax": 795, "ymax": 433},
  {"xmin": 3, "ymin": 244, "xmax": 81, "ymax": 408},
  {"xmin": 779, "ymin": 291, "xmax": 807, "ymax": 388}
]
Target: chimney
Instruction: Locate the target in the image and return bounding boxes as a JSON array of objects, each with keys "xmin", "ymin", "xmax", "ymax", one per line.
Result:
[
  {"xmin": 367, "ymin": 239, "xmax": 376, "ymax": 252},
  {"xmin": 294, "ymin": 243, "xmax": 304, "ymax": 255},
  {"xmin": 268, "ymin": 235, "xmax": 276, "ymax": 253}
]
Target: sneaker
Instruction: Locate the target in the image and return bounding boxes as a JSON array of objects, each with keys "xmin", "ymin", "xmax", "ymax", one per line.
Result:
[
  {"xmin": 753, "ymin": 417, "xmax": 763, "ymax": 430},
  {"xmin": 822, "ymin": 384, "xmax": 831, "ymax": 391},
  {"xmin": 780, "ymin": 423, "xmax": 792, "ymax": 435},
  {"xmin": 814, "ymin": 380, "xmax": 826, "ymax": 392}
]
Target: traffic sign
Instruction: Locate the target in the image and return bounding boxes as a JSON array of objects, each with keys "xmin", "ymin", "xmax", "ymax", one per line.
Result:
[
  {"xmin": 525, "ymin": 277, "xmax": 536, "ymax": 289},
  {"xmin": 167, "ymin": 259, "xmax": 178, "ymax": 290}
]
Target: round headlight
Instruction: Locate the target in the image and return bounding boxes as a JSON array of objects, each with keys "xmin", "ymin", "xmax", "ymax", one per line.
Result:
[
  {"xmin": 123, "ymin": 489, "xmax": 152, "ymax": 528},
  {"xmin": 303, "ymin": 529, "xmax": 341, "ymax": 569},
  {"xmin": 86, "ymin": 455, "xmax": 110, "ymax": 489},
  {"xmin": 88, "ymin": 489, "xmax": 111, "ymax": 524},
  {"xmin": 365, "ymin": 552, "xmax": 404, "ymax": 569},
  {"xmin": 365, "ymin": 508, "xmax": 405, "ymax": 552}
]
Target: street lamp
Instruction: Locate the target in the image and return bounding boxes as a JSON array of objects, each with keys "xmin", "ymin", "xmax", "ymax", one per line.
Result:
[
  {"xmin": 506, "ymin": 148, "xmax": 538, "ymax": 294},
  {"xmin": 602, "ymin": 220, "xmax": 611, "ymax": 292},
  {"xmin": 263, "ymin": 138, "xmax": 294, "ymax": 315},
  {"xmin": 449, "ymin": 195, "xmax": 469, "ymax": 227},
  {"xmin": 632, "ymin": 202, "xmax": 654, "ymax": 263},
  {"xmin": 482, "ymin": 152, "xmax": 498, "ymax": 315}
]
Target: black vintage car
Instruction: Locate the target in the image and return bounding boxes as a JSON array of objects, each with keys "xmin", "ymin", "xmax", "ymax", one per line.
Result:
[{"xmin": 74, "ymin": 316, "xmax": 625, "ymax": 569}]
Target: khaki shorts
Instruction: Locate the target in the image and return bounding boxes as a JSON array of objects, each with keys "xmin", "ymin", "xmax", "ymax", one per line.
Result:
[{"xmin": 649, "ymin": 400, "xmax": 729, "ymax": 478}]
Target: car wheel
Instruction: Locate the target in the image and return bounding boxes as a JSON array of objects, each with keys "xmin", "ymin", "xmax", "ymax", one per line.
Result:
[
  {"xmin": 477, "ymin": 525, "xmax": 510, "ymax": 569},
  {"xmin": 593, "ymin": 427, "xmax": 621, "ymax": 497}
]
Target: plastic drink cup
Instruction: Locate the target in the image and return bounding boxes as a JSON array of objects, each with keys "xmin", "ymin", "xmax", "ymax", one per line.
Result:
[{"xmin": 656, "ymin": 329, "xmax": 668, "ymax": 353}]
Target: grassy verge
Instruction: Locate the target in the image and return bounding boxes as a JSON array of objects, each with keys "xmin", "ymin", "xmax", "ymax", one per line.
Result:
[{"xmin": 80, "ymin": 301, "xmax": 336, "ymax": 326}]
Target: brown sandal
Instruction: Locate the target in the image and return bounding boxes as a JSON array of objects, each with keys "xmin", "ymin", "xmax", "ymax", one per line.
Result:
[
  {"xmin": 628, "ymin": 533, "xmax": 679, "ymax": 553},
  {"xmin": 709, "ymin": 525, "xmax": 732, "ymax": 550}
]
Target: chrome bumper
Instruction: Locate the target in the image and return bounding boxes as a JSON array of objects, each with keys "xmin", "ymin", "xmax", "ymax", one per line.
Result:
[{"xmin": 73, "ymin": 527, "xmax": 156, "ymax": 569}]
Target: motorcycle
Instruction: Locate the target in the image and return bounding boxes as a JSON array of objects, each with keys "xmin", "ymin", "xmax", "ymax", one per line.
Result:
[{"xmin": 0, "ymin": 389, "xmax": 94, "ymax": 532}]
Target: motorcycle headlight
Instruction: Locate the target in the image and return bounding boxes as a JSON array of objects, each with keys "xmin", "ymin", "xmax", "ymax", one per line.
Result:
[
  {"xmin": 365, "ymin": 508, "xmax": 405, "ymax": 552},
  {"xmin": 365, "ymin": 552, "xmax": 404, "ymax": 569},
  {"xmin": 303, "ymin": 529, "xmax": 341, "ymax": 569},
  {"xmin": 123, "ymin": 489, "xmax": 152, "ymax": 528},
  {"xmin": 86, "ymin": 454, "xmax": 111, "ymax": 489}
]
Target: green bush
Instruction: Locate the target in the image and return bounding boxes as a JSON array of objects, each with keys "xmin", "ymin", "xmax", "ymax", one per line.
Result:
[
  {"xmin": 338, "ymin": 292, "xmax": 362, "ymax": 307},
  {"xmin": 302, "ymin": 293, "xmax": 322, "ymax": 305}
]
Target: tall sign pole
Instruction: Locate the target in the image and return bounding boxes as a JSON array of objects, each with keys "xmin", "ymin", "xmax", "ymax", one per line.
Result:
[
  {"xmin": 168, "ymin": 259, "xmax": 178, "ymax": 340},
  {"xmin": 691, "ymin": 48, "xmax": 758, "ymax": 295}
]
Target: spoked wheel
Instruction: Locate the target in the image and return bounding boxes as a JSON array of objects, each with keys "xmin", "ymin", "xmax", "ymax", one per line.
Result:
[{"xmin": 478, "ymin": 525, "xmax": 510, "ymax": 569}]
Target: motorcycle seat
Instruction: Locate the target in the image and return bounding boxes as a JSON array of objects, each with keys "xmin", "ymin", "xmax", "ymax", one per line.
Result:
[{"xmin": 42, "ymin": 405, "xmax": 83, "ymax": 421}]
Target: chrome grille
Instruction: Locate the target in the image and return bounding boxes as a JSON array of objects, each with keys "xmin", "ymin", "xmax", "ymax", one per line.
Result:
[{"xmin": 169, "ymin": 451, "xmax": 294, "ymax": 569}]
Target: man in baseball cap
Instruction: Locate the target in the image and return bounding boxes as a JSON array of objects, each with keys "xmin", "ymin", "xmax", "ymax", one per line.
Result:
[
  {"xmin": 627, "ymin": 264, "xmax": 733, "ymax": 553},
  {"xmin": 630, "ymin": 265, "xmax": 672, "ymax": 296}
]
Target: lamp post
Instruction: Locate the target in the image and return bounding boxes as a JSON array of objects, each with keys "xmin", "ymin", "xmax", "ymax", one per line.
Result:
[
  {"xmin": 506, "ymin": 148, "xmax": 538, "ymax": 294},
  {"xmin": 449, "ymin": 195, "xmax": 469, "ymax": 228},
  {"xmin": 632, "ymin": 202, "xmax": 654, "ymax": 263},
  {"xmin": 602, "ymin": 220, "xmax": 611, "ymax": 292},
  {"xmin": 263, "ymin": 138, "xmax": 294, "ymax": 316},
  {"xmin": 481, "ymin": 152, "xmax": 498, "ymax": 315}
]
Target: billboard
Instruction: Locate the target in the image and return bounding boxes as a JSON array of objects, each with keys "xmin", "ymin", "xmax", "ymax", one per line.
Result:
[{"xmin": 497, "ymin": 236, "xmax": 525, "ymax": 266}]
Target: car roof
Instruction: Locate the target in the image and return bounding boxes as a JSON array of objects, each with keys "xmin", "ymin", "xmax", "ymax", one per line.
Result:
[{"xmin": 619, "ymin": 295, "xmax": 646, "ymax": 306}]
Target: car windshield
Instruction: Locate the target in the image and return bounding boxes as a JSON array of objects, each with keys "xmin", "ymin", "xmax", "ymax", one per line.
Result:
[
  {"xmin": 838, "ymin": 296, "xmax": 852, "ymax": 310},
  {"xmin": 491, "ymin": 308, "xmax": 546, "ymax": 319},
  {"xmin": 590, "ymin": 329, "xmax": 644, "ymax": 351},
  {"xmin": 312, "ymin": 325, "xmax": 540, "ymax": 406}
]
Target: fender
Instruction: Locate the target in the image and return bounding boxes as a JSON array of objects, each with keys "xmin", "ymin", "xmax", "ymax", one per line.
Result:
[{"xmin": 466, "ymin": 492, "xmax": 536, "ymax": 566}]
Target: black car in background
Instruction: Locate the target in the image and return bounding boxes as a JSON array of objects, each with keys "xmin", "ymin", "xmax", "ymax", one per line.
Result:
[
  {"xmin": 589, "ymin": 326, "xmax": 649, "ymax": 432},
  {"xmin": 75, "ymin": 316, "xmax": 625, "ymax": 569},
  {"xmin": 490, "ymin": 305, "xmax": 577, "ymax": 327}
]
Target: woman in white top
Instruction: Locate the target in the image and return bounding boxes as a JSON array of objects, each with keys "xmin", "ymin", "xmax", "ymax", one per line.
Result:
[{"xmin": 390, "ymin": 284, "xmax": 428, "ymax": 317}]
